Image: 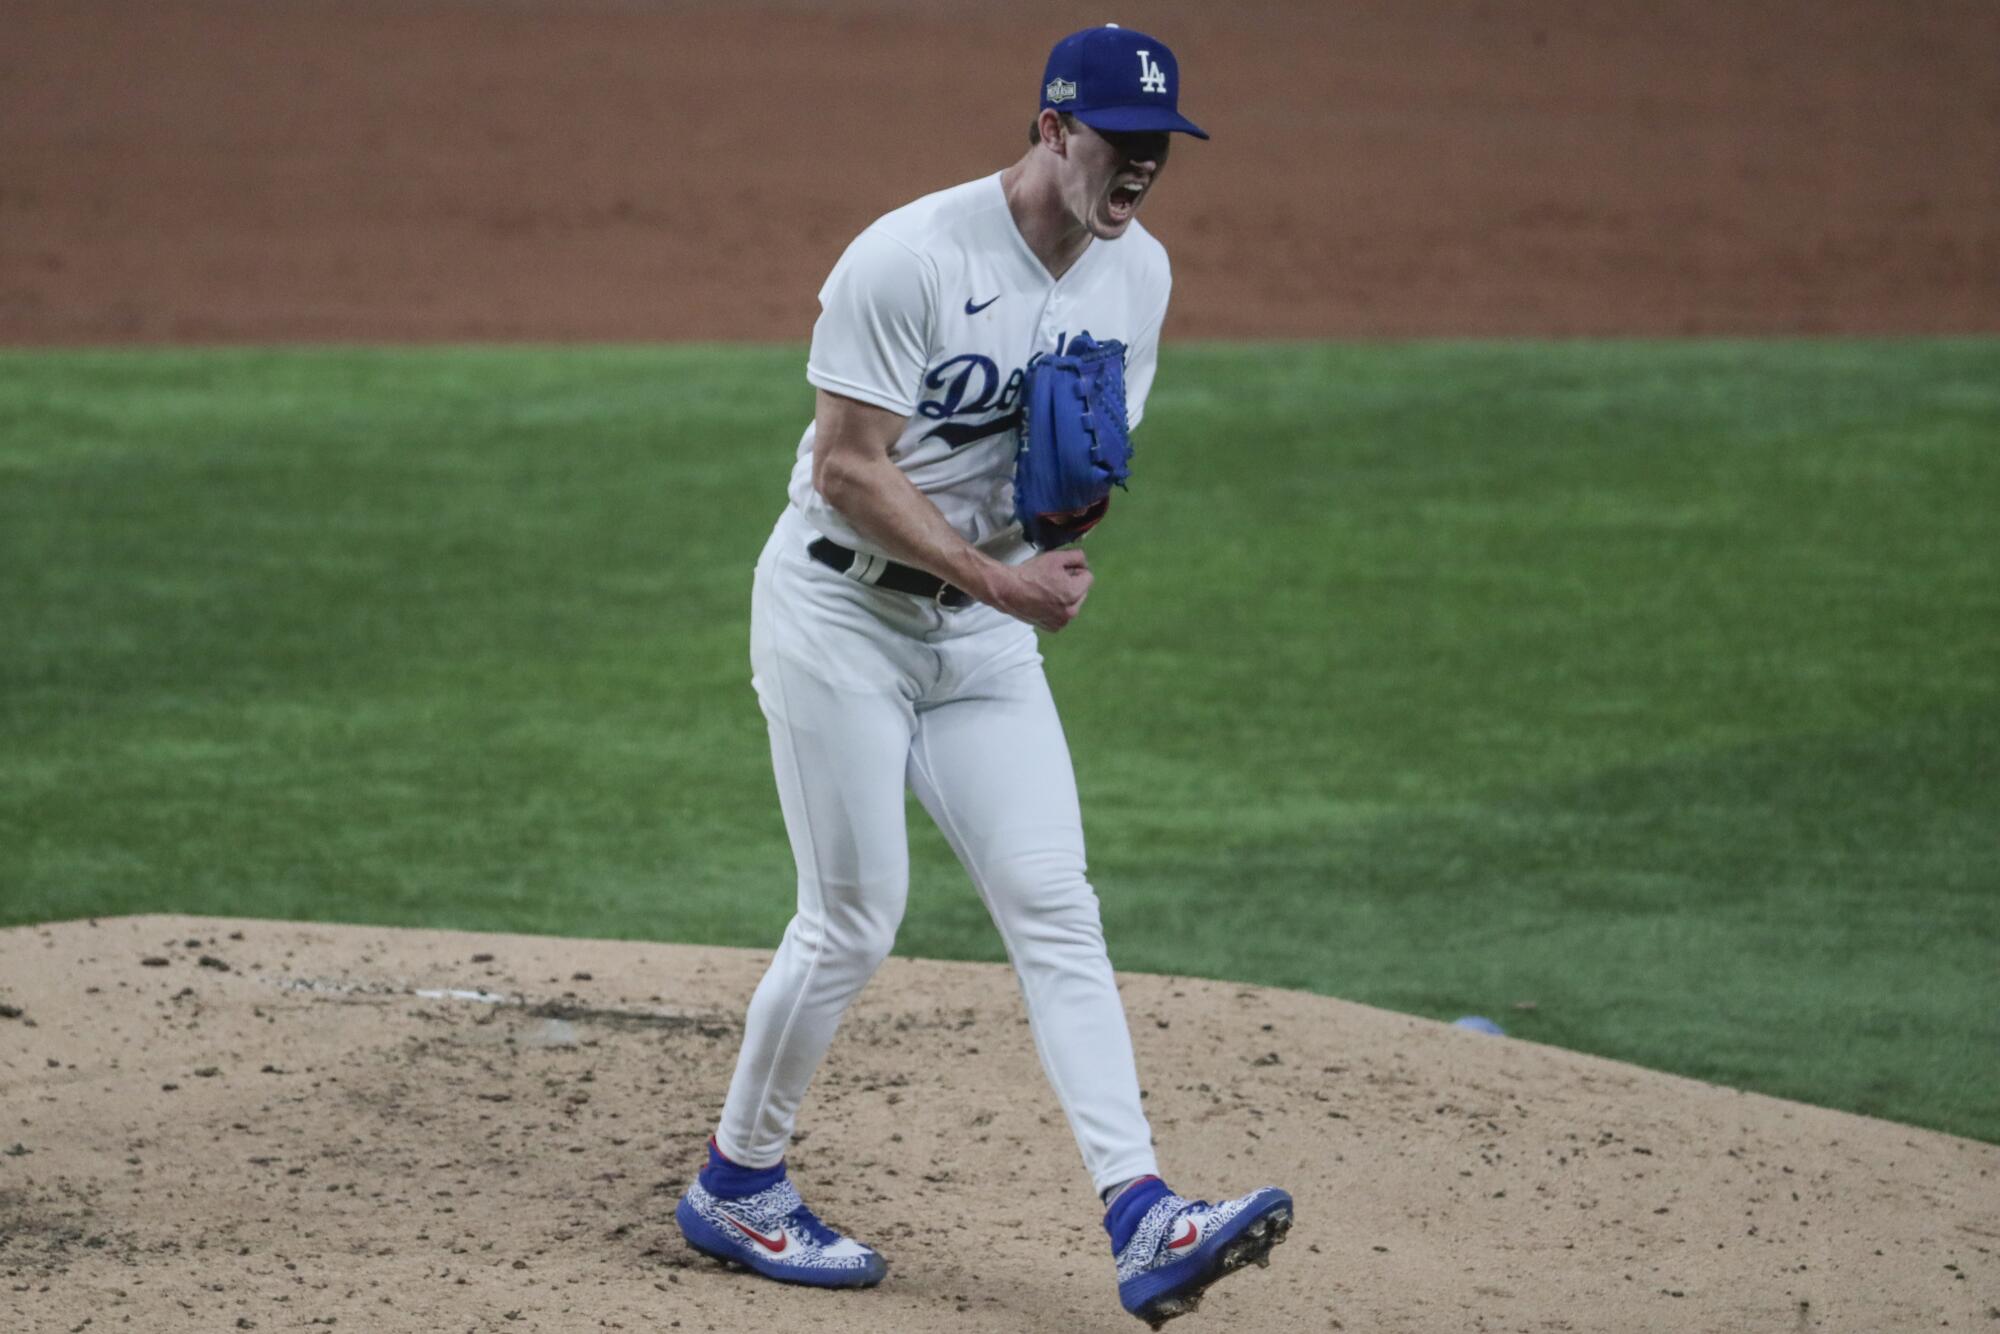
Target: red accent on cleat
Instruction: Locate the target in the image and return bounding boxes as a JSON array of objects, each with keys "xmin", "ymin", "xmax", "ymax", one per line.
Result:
[{"xmin": 722, "ymin": 1213, "xmax": 790, "ymax": 1254}]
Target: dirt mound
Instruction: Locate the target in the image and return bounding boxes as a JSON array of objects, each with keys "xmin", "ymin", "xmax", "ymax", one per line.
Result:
[
  {"xmin": 3, "ymin": 0, "xmax": 1996, "ymax": 344},
  {"xmin": 1, "ymin": 915, "xmax": 1993, "ymax": 1332}
]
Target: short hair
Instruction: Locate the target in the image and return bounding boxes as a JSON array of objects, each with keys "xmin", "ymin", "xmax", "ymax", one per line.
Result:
[{"xmin": 1028, "ymin": 111, "xmax": 1080, "ymax": 146}]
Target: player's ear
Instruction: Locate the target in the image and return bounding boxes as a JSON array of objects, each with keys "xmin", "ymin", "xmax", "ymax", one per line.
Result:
[{"xmin": 1038, "ymin": 108, "xmax": 1067, "ymax": 155}]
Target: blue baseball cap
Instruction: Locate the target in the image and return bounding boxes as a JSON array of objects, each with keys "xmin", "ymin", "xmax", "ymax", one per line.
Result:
[{"xmin": 1039, "ymin": 24, "xmax": 1208, "ymax": 140}]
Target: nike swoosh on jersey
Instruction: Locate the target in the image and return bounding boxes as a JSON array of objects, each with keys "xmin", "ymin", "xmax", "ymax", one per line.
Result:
[
  {"xmin": 963, "ymin": 295, "xmax": 1001, "ymax": 315},
  {"xmin": 721, "ymin": 1212, "xmax": 790, "ymax": 1254}
]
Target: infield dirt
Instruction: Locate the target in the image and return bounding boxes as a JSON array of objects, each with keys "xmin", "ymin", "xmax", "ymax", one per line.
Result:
[
  {"xmin": 3, "ymin": 0, "xmax": 1997, "ymax": 344},
  {"xmin": 2, "ymin": 916, "xmax": 1996, "ymax": 1332}
]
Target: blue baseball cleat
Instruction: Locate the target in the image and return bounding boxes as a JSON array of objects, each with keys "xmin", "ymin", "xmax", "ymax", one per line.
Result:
[
  {"xmin": 675, "ymin": 1142, "xmax": 887, "ymax": 1288},
  {"xmin": 1107, "ymin": 1178, "xmax": 1293, "ymax": 1328}
]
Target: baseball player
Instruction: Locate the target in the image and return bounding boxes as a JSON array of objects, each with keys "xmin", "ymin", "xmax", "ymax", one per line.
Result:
[{"xmin": 675, "ymin": 26, "xmax": 1292, "ymax": 1327}]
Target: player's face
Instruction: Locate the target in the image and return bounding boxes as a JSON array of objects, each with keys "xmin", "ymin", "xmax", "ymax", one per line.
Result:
[{"xmin": 1062, "ymin": 120, "xmax": 1170, "ymax": 240}]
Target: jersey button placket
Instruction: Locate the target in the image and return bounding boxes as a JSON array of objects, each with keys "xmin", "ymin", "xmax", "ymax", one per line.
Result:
[{"xmin": 1043, "ymin": 295, "xmax": 1065, "ymax": 346}]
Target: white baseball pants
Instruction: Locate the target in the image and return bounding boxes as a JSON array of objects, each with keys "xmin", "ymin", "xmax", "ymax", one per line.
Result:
[{"xmin": 713, "ymin": 506, "xmax": 1159, "ymax": 1195}]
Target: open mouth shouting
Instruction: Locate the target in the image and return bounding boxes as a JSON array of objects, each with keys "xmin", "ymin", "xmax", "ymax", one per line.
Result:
[{"xmin": 1105, "ymin": 177, "xmax": 1148, "ymax": 225}]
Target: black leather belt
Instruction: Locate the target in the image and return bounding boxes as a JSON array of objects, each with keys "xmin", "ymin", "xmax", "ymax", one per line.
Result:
[{"xmin": 807, "ymin": 537, "xmax": 973, "ymax": 611}]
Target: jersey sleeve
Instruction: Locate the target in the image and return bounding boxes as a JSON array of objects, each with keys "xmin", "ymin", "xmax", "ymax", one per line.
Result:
[
  {"xmin": 805, "ymin": 226, "xmax": 937, "ymax": 418},
  {"xmin": 1122, "ymin": 262, "xmax": 1171, "ymax": 432}
]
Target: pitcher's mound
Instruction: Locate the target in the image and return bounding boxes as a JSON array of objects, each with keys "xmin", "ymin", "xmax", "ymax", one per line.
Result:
[{"xmin": 1, "ymin": 915, "xmax": 1992, "ymax": 1332}]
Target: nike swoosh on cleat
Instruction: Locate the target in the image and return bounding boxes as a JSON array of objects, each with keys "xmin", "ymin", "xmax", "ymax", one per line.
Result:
[
  {"xmin": 964, "ymin": 294, "xmax": 1001, "ymax": 315},
  {"xmin": 721, "ymin": 1213, "xmax": 789, "ymax": 1254},
  {"xmin": 1167, "ymin": 1219, "xmax": 1199, "ymax": 1250}
]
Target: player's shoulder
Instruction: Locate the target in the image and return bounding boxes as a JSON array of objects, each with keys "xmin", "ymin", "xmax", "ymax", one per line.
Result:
[
  {"xmin": 865, "ymin": 174, "xmax": 1010, "ymax": 258},
  {"xmin": 820, "ymin": 177, "xmax": 1007, "ymax": 310}
]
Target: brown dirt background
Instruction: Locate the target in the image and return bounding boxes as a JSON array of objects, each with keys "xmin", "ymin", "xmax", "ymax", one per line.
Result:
[
  {"xmin": 3, "ymin": 917, "xmax": 1998, "ymax": 1333},
  {"xmin": 2, "ymin": 0, "xmax": 1998, "ymax": 343}
]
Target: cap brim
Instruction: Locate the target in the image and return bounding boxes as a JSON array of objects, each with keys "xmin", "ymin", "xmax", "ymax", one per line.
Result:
[{"xmin": 1072, "ymin": 105, "xmax": 1209, "ymax": 140}]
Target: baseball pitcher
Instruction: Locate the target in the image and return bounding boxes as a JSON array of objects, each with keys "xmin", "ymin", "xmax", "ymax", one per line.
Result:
[{"xmin": 676, "ymin": 26, "xmax": 1293, "ymax": 1328}]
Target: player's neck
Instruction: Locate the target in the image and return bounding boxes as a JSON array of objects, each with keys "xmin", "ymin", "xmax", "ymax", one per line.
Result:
[{"xmin": 1001, "ymin": 154, "xmax": 1093, "ymax": 281}]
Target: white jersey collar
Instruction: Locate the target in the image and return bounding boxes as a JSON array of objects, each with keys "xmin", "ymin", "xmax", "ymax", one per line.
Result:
[{"xmin": 991, "ymin": 172, "xmax": 1099, "ymax": 287}]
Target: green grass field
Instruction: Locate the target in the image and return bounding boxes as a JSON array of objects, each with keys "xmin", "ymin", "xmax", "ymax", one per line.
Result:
[{"xmin": 3, "ymin": 341, "xmax": 1995, "ymax": 1142}]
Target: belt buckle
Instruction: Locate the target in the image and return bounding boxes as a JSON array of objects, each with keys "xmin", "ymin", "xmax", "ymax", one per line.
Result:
[{"xmin": 935, "ymin": 583, "xmax": 970, "ymax": 612}]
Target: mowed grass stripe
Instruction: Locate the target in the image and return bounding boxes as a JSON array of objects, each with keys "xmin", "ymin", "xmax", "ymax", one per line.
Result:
[{"xmin": 1, "ymin": 341, "xmax": 1995, "ymax": 1141}]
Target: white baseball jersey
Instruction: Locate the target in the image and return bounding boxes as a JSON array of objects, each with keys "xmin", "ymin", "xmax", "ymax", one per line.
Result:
[
  {"xmin": 789, "ymin": 172, "xmax": 1170, "ymax": 561},
  {"xmin": 716, "ymin": 170, "xmax": 1178, "ymax": 1198}
]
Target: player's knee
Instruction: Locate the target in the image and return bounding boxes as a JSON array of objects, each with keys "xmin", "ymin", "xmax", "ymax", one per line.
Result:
[
  {"xmin": 822, "ymin": 893, "xmax": 905, "ymax": 971},
  {"xmin": 989, "ymin": 846, "xmax": 1089, "ymax": 898},
  {"xmin": 987, "ymin": 849, "xmax": 1103, "ymax": 941}
]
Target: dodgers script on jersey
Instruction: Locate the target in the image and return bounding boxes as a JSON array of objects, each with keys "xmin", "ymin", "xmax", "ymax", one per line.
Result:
[{"xmin": 789, "ymin": 172, "xmax": 1170, "ymax": 560}]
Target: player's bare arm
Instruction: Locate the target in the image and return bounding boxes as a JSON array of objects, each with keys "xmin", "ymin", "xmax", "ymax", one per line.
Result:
[{"xmin": 811, "ymin": 388, "xmax": 1093, "ymax": 633}]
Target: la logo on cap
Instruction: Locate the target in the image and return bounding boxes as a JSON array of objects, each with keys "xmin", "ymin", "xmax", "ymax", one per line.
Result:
[{"xmin": 1137, "ymin": 51, "xmax": 1167, "ymax": 94}]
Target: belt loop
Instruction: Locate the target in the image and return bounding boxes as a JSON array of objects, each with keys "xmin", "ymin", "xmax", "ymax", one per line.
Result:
[{"xmin": 847, "ymin": 551, "xmax": 885, "ymax": 586}]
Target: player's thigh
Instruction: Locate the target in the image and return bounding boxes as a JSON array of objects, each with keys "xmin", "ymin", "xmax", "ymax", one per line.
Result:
[
  {"xmin": 752, "ymin": 573, "xmax": 926, "ymax": 908},
  {"xmin": 906, "ymin": 654, "xmax": 1088, "ymax": 895}
]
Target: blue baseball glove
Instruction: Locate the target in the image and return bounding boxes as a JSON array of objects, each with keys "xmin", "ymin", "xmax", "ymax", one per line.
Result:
[{"xmin": 1014, "ymin": 331, "xmax": 1133, "ymax": 550}]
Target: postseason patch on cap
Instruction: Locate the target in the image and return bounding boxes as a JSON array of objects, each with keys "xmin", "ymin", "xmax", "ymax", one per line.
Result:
[{"xmin": 1045, "ymin": 77, "xmax": 1077, "ymax": 104}]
